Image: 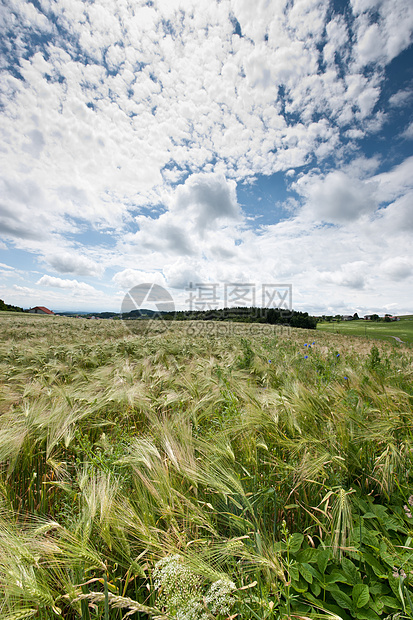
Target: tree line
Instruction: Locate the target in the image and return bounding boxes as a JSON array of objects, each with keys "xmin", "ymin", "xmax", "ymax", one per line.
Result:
[
  {"xmin": 160, "ymin": 306, "xmax": 318, "ymax": 329},
  {"xmin": 0, "ymin": 299, "xmax": 23, "ymax": 312}
]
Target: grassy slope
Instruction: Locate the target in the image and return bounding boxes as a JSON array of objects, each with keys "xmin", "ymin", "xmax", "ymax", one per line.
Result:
[
  {"xmin": 317, "ymin": 315, "xmax": 413, "ymax": 344},
  {"xmin": 0, "ymin": 313, "xmax": 413, "ymax": 619}
]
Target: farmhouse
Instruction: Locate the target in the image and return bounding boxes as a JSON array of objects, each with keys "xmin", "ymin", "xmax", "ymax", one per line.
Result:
[{"xmin": 28, "ymin": 306, "xmax": 54, "ymax": 315}]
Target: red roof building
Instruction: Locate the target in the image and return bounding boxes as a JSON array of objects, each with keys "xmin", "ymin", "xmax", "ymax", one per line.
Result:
[{"xmin": 28, "ymin": 306, "xmax": 55, "ymax": 315}]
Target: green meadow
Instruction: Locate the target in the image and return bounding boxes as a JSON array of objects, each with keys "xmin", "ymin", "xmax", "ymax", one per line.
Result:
[
  {"xmin": 1, "ymin": 313, "xmax": 413, "ymax": 620},
  {"xmin": 317, "ymin": 316, "xmax": 413, "ymax": 345}
]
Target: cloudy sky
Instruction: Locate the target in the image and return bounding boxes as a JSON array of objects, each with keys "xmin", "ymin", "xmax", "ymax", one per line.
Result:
[{"xmin": 0, "ymin": 0, "xmax": 412, "ymax": 315}]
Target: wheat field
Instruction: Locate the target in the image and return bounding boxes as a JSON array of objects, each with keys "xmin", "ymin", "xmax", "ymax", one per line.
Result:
[{"xmin": 1, "ymin": 313, "xmax": 412, "ymax": 620}]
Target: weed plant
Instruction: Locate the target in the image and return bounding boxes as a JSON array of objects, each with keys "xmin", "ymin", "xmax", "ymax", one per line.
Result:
[{"xmin": 0, "ymin": 314, "xmax": 413, "ymax": 619}]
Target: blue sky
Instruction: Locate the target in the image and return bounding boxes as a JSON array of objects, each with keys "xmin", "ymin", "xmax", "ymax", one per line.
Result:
[{"xmin": 0, "ymin": 0, "xmax": 412, "ymax": 315}]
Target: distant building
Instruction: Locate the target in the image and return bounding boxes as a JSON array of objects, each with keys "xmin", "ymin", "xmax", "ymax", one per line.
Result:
[
  {"xmin": 28, "ymin": 306, "xmax": 54, "ymax": 315},
  {"xmin": 342, "ymin": 315, "xmax": 354, "ymax": 321}
]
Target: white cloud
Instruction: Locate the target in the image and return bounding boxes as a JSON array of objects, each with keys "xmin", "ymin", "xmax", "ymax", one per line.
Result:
[
  {"xmin": 1, "ymin": 0, "xmax": 412, "ymax": 314},
  {"xmin": 162, "ymin": 259, "xmax": 204, "ymax": 290},
  {"xmin": 46, "ymin": 252, "xmax": 104, "ymax": 277},
  {"xmin": 318, "ymin": 261, "xmax": 369, "ymax": 290},
  {"xmin": 112, "ymin": 269, "xmax": 167, "ymax": 291},
  {"xmin": 294, "ymin": 170, "xmax": 379, "ymax": 223},
  {"xmin": 401, "ymin": 122, "xmax": 413, "ymax": 140},
  {"xmin": 123, "ymin": 172, "xmax": 242, "ymax": 263},
  {"xmin": 1, "ymin": 0, "xmax": 404, "ymax": 251},
  {"xmin": 172, "ymin": 173, "xmax": 241, "ymax": 229},
  {"xmin": 13, "ymin": 284, "xmax": 35, "ymax": 294},
  {"xmin": 37, "ymin": 275, "xmax": 98, "ymax": 295},
  {"xmin": 351, "ymin": 0, "xmax": 413, "ymax": 66},
  {"xmin": 381, "ymin": 257, "xmax": 412, "ymax": 281},
  {"xmin": 389, "ymin": 88, "xmax": 413, "ymax": 107},
  {"xmin": 375, "ymin": 194, "xmax": 413, "ymax": 233},
  {"xmin": 373, "ymin": 157, "xmax": 413, "ymax": 203}
]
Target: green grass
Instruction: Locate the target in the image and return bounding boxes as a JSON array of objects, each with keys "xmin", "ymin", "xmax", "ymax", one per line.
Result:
[
  {"xmin": 0, "ymin": 313, "xmax": 413, "ymax": 619},
  {"xmin": 317, "ymin": 315, "xmax": 413, "ymax": 344}
]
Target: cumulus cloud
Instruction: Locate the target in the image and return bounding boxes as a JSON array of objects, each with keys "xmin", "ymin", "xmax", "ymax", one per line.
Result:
[
  {"xmin": 351, "ymin": 0, "xmax": 413, "ymax": 66},
  {"xmin": 1, "ymin": 0, "xmax": 412, "ymax": 313},
  {"xmin": 112, "ymin": 269, "xmax": 167, "ymax": 290},
  {"xmin": 2, "ymin": 0, "xmax": 409, "ymax": 246},
  {"xmin": 373, "ymin": 157, "xmax": 413, "ymax": 203},
  {"xmin": 295, "ymin": 170, "xmax": 378, "ymax": 223},
  {"xmin": 46, "ymin": 252, "xmax": 104, "ymax": 277},
  {"xmin": 172, "ymin": 173, "xmax": 241, "ymax": 230},
  {"xmin": 13, "ymin": 284, "xmax": 36, "ymax": 294},
  {"xmin": 125, "ymin": 172, "xmax": 242, "ymax": 263},
  {"xmin": 37, "ymin": 275, "xmax": 98, "ymax": 295},
  {"xmin": 318, "ymin": 262, "xmax": 369, "ymax": 290},
  {"xmin": 389, "ymin": 88, "xmax": 413, "ymax": 107},
  {"xmin": 381, "ymin": 257, "xmax": 413, "ymax": 281},
  {"xmin": 162, "ymin": 259, "xmax": 204, "ymax": 290}
]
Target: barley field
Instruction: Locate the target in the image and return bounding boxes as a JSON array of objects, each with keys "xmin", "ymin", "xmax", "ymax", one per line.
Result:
[{"xmin": 1, "ymin": 313, "xmax": 413, "ymax": 620}]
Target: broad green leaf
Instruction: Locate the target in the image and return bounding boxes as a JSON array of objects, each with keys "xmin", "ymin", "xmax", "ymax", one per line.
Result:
[
  {"xmin": 289, "ymin": 564, "xmax": 299, "ymax": 581},
  {"xmin": 297, "ymin": 548, "xmax": 317, "ymax": 563},
  {"xmin": 378, "ymin": 544, "xmax": 396, "ymax": 567},
  {"xmin": 353, "ymin": 584, "xmax": 369, "ymax": 608},
  {"xmin": 325, "ymin": 570, "xmax": 348, "ymax": 584},
  {"xmin": 355, "ymin": 608, "xmax": 380, "ymax": 620},
  {"xmin": 359, "ymin": 527, "xmax": 379, "ymax": 546},
  {"xmin": 388, "ymin": 575, "xmax": 403, "ymax": 601},
  {"xmin": 381, "ymin": 595, "xmax": 401, "ymax": 609},
  {"xmin": 311, "ymin": 581, "xmax": 321, "ymax": 597},
  {"xmin": 341, "ymin": 557, "xmax": 361, "ymax": 585},
  {"xmin": 304, "ymin": 592, "xmax": 352, "ymax": 620},
  {"xmin": 369, "ymin": 598, "xmax": 383, "ymax": 614},
  {"xmin": 317, "ymin": 549, "xmax": 330, "ymax": 574},
  {"xmin": 369, "ymin": 503, "xmax": 387, "ymax": 519},
  {"xmin": 362, "ymin": 552, "xmax": 387, "ymax": 578},
  {"xmin": 292, "ymin": 576, "xmax": 308, "ymax": 593},
  {"xmin": 369, "ymin": 582, "xmax": 390, "ymax": 595},
  {"xmin": 330, "ymin": 586, "xmax": 353, "ymax": 611},
  {"xmin": 288, "ymin": 533, "xmax": 304, "ymax": 553},
  {"xmin": 323, "ymin": 600, "xmax": 354, "ymax": 620},
  {"xmin": 298, "ymin": 562, "xmax": 313, "ymax": 583}
]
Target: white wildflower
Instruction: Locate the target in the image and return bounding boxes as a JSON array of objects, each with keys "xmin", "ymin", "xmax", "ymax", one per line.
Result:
[{"xmin": 204, "ymin": 578, "xmax": 236, "ymax": 616}]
